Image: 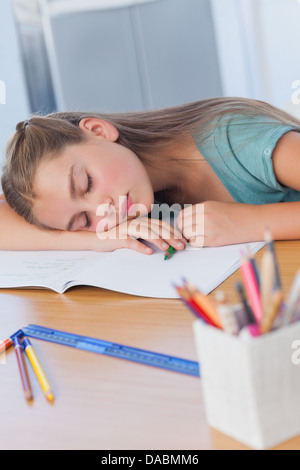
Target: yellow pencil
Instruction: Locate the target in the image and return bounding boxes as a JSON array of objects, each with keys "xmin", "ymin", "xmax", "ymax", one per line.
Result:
[
  {"xmin": 23, "ymin": 337, "xmax": 54, "ymax": 403},
  {"xmin": 260, "ymin": 290, "xmax": 283, "ymax": 334}
]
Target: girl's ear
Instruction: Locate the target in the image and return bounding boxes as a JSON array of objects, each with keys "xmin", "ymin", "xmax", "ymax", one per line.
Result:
[{"xmin": 79, "ymin": 118, "xmax": 119, "ymax": 142}]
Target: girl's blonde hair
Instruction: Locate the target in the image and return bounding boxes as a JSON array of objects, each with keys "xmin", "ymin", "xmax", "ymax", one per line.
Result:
[{"xmin": 2, "ymin": 96, "xmax": 300, "ymax": 228}]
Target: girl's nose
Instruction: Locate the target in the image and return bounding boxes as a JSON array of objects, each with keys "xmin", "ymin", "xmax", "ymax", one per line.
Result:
[{"xmin": 85, "ymin": 196, "xmax": 113, "ymax": 217}]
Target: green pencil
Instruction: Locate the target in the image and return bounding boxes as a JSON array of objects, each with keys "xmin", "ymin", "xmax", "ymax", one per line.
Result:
[{"xmin": 164, "ymin": 246, "xmax": 176, "ymax": 260}]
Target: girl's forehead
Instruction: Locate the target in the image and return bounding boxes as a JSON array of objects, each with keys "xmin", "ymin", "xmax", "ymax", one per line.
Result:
[
  {"xmin": 33, "ymin": 154, "xmax": 69, "ymax": 195},
  {"xmin": 39, "ymin": 143, "xmax": 85, "ymax": 172},
  {"xmin": 56, "ymin": 140, "xmax": 102, "ymax": 160}
]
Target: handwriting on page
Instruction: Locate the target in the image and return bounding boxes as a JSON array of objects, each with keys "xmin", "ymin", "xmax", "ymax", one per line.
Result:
[{"xmin": 0, "ymin": 252, "xmax": 96, "ymax": 286}]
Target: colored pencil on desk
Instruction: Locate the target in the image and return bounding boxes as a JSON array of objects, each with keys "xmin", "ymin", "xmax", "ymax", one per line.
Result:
[
  {"xmin": 0, "ymin": 337, "xmax": 13, "ymax": 355},
  {"xmin": 240, "ymin": 253, "xmax": 263, "ymax": 323},
  {"xmin": 0, "ymin": 330, "xmax": 24, "ymax": 355},
  {"xmin": 23, "ymin": 337, "xmax": 54, "ymax": 403},
  {"xmin": 13, "ymin": 336, "xmax": 33, "ymax": 401}
]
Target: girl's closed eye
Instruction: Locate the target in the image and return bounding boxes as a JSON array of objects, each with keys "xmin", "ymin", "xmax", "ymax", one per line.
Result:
[
  {"xmin": 86, "ymin": 173, "xmax": 93, "ymax": 194},
  {"xmin": 84, "ymin": 174, "xmax": 92, "ymax": 228},
  {"xmin": 85, "ymin": 212, "xmax": 91, "ymax": 228}
]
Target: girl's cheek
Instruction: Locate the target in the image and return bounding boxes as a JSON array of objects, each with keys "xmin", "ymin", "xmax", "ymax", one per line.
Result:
[{"xmin": 95, "ymin": 212, "xmax": 118, "ymax": 233}]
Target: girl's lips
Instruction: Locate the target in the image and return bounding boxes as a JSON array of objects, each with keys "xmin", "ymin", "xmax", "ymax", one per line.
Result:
[
  {"xmin": 120, "ymin": 194, "xmax": 133, "ymax": 219},
  {"xmin": 127, "ymin": 194, "xmax": 134, "ymax": 216},
  {"xmin": 120, "ymin": 196, "xmax": 127, "ymax": 219}
]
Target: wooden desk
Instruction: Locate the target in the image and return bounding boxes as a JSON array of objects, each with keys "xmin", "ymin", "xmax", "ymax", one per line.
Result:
[{"xmin": 1, "ymin": 241, "xmax": 300, "ymax": 450}]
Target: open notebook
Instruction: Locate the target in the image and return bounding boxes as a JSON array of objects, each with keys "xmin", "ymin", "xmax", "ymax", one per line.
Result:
[{"xmin": 0, "ymin": 242, "xmax": 264, "ymax": 298}]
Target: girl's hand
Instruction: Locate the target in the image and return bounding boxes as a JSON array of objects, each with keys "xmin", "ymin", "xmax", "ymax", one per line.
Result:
[
  {"xmin": 176, "ymin": 201, "xmax": 259, "ymax": 247},
  {"xmin": 93, "ymin": 216, "xmax": 187, "ymax": 255}
]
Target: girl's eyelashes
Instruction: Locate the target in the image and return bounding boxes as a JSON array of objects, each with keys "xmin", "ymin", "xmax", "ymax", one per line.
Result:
[
  {"xmin": 85, "ymin": 212, "xmax": 91, "ymax": 228},
  {"xmin": 86, "ymin": 173, "xmax": 93, "ymax": 193}
]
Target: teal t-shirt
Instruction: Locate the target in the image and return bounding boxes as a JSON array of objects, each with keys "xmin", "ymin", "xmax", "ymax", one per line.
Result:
[{"xmin": 194, "ymin": 113, "xmax": 300, "ymax": 204}]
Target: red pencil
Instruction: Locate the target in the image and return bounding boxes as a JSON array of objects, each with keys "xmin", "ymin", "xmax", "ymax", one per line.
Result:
[
  {"xmin": 180, "ymin": 281, "xmax": 223, "ymax": 328},
  {"xmin": 176, "ymin": 285, "xmax": 221, "ymax": 328},
  {"xmin": 13, "ymin": 337, "xmax": 33, "ymax": 401}
]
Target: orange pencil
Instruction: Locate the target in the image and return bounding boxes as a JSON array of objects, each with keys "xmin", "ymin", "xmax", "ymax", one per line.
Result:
[
  {"xmin": 0, "ymin": 338, "xmax": 13, "ymax": 354},
  {"xmin": 182, "ymin": 281, "xmax": 223, "ymax": 329},
  {"xmin": 176, "ymin": 285, "xmax": 221, "ymax": 328},
  {"xmin": 0, "ymin": 330, "xmax": 25, "ymax": 356},
  {"xmin": 260, "ymin": 290, "xmax": 284, "ymax": 334}
]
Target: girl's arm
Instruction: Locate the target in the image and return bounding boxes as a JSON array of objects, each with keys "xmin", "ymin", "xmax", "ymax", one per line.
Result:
[
  {"xmin": 176, "ymin": 199, "xmax": 300, "ymax": 247},
  {"xmin": 254, "ymin": 129, "xmax": 300, "ymax": 240},
  {"xmin": 0, "ymin": 197, "xmax": 186, "ymax": 254},
  {"xmin": 0, "ymin": 198, "xmax": 99, "ymax": 251},
  {"xmin": 176, "ymin": 130, "xmax": 300, "ymax": 246}
]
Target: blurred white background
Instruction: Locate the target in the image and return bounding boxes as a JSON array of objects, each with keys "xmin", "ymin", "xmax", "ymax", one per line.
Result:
[{"xmin": 1, "ymin": 0, "xmax": 300, "ymax": 179}]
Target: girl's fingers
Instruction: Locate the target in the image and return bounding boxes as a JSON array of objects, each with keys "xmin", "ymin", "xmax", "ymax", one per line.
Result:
[
  {"xmin": 146, "ymin": 218, "xmax": 184, "ymax": 241},
  {"xmin": 141, "ymin": 218, "xmax": 187, "ymax": 246},
  {"xmin": 98, "ymin": 217, "xmax": 187, "ymax": 253},
  {"xmin": 123, "ymin": 238, "xmax": 153, "ymax": 255},
  {"xmin": 127, "ymin": 218, "xmax": 186, "ymax": 251},
  {"xmin": 176, "ymin": 204, "xmax": 204, "ymax": 237},
  {"xmin": 95, "ymin": 234, "xmax": 153, "ymax": 255},
  {"xmin": 189, "ymin": 235, "xmax": 205, "ymax": 248},
  {"xmin": 127, "ymin": 222, "xmax": 166, "ymax": 251},
  {"xmin": 179, "ymin": 222, "xmax": 204, "ymax": 241}
]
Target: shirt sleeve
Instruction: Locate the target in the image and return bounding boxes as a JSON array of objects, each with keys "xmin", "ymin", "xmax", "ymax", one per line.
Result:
[
  {"xmin": 259, "ymin": 122, "xmax": 297, "ymax": 191},
  {"xmin": 227, "ymin": 114, "xmax": 297, "ymax": 188},
  {"xmin": 216, "ymin": 114, "xmax": 299, "ymax": 200},
  {"xmin": 196, "ymin": 113, "xmax": 300, "ymax": 204}
]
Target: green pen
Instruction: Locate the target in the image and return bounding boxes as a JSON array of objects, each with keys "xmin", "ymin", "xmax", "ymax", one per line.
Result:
[{"xmin": 164, "ymin": 246, "xmax": 176, "ymax": 260}]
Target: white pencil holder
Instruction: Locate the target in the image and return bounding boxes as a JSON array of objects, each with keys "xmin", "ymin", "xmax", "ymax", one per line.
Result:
[{"xmin": 193, "ymin": 320, "xmax": 300, "ymax": 450}]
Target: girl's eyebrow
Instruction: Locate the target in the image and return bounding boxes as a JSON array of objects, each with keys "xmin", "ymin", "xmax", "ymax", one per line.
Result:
[{"xmin": 69, "ymin": 164, "xmax": 76, "ymax": 200}]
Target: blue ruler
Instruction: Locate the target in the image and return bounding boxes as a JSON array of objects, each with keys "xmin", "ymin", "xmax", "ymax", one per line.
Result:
[{"xmin": 21, "ymin": 324, "xmax": 200, "ymax": 377}]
